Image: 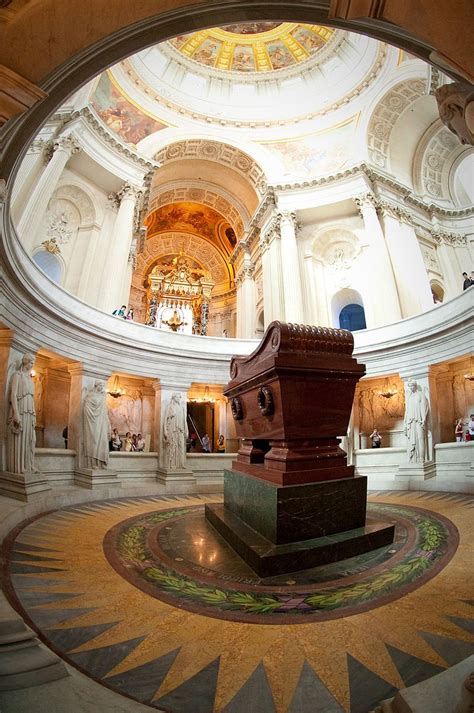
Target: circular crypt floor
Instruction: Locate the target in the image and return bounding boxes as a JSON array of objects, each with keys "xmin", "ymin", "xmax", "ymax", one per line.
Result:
[{"xmin": 3, "ymin": 491, "xmax": 474, "ymax": 713}]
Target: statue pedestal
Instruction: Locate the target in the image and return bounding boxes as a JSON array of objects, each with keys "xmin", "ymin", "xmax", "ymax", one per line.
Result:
[
  {"xmin": 206, "ymin": 470, "xmax": 394, "ymax": 577},
  {"xmin": 397, "ymin": 461, "xmax": 436, "ymax": 480},
  {"xmin": 156, "ymin": 468, "xmax": 195, "ymax": 490},
  {"xmin": 0, "ymin": 471, "xmax": 51, "ymax": 501},
  {"xmin": 74, "ymin": 468, "xmax": 120, "ymax": 489}
]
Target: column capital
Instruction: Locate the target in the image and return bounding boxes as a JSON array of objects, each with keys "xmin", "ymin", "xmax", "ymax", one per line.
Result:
[
  {"xmin": 378, "ymin": 200, "xmax": 414, "ymax": 225},
  {"xmin": 278, "ymin": 210, "xmax": 298, "ymax": 229},
  {"xmin": 261, "ymin": 212, "xmax": 281, "ymax": 246},
  {"xmin": 107, "ymin": 192, "xmax": 121, "ymax": 210},
  {"xmin": 67, "ymin": 364, "xmax": 112, "ymax": 381},
  {"xmin": 152, "ymin": 379, "xmax": 192, "ymax": 393},
  {"xmin": 118, "ymin": 182, "xmax": 142, "ymax": 202},
  {"xmin": 430, "ymin": 229, "xmax": 467, "ymax": 246},
  {"xmin": 52, "ymin": 134, "xmax": 81, "ymax": 157},
  {"xmin": 353, "ymin": 192, "xmax": 379, "ymax": 216}
]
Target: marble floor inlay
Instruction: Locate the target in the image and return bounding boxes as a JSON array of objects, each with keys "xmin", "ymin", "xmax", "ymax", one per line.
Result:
[{"xmin": 2, "ymin": 491, "xmax": 473, "ymax": 713}]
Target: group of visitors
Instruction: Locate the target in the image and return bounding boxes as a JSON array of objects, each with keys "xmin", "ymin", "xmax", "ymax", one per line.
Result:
[
  {"xmin": 462, "ymin": 272, "xmax": 474, "ymax": 290},
  {"xmin": 112, "ymin": 305, "xmax": 134, "ymax": 320},
  {"xmin": 110, "ymin": 428, "xmax": 145, "ymax": 451},
  {"xmin": 455, "ymin": 415, "xmax": 474, "ymax": 443}
]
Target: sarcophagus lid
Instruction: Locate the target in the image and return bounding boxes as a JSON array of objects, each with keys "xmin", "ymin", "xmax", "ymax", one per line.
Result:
[{"xmin": 225, "ymin": 321, "xmax": 365, "ymax": 442}]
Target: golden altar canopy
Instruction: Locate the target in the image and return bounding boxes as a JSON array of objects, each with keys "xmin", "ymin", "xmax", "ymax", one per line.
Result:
[{"xmin": 145, "ymin": 251, "xmax": 215, "ymax": 334}]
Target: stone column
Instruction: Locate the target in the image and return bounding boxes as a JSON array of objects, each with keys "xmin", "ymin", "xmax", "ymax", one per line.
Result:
[
  {"xmin": 303, "ymin": 252, "xmax": 320, "ymax": 325},
  {"xmin": 43, "ymin": 366, "xmax": 71, "ymax": 448},
  {"xmin": 76, "ymin": 223, "xmax": 102, "ymax": 302},
  {"xmin": 260, "ymin": 214, "xmax": 284, "ymax": 326},
  {"xmin": 235, "ymin": 277, "xmax": 243, "ymax": 338},
  {"xmin": 11, "ymin": 140, "xmax": 48, "ymax": 225},
  {"xmin": 17, "ymin": 135, "xmax": 81, "ymax": 252},
  {"xmin": 0, "ymin": 335, "xmax": 51, "ymax": 500},
  {"xmin": 354, "ymin": 194, "xmax": 401, "ymax": 326},
  {"xmin": 153, "ymin": 380, "xmax": 195, "ymax": 489},
  {"xmin": 95, "ymin": 195, "xmax": 120, "ymax": 310},
  {"xmin": 219, "ymin": 398, "xmax": 227, "ymax": 436},
  {"xmin": 102, "ymin": 183, "xmax": 142, "ymax": 313},
  {"xmin": 279, "ymin": 211, "xmax": 304, "ymax": 323},
  {"xmin": 67, "ymin": 364, "xmax": 118, "ymax": 489},
  {"xmin": 141, "ymin": 384, "xmax": 156, "ymax": 451},
  {"xmin": 236, "ymin": 251, "xmax": 256, "ymax": 338},
  {"xmin": 398, "ymin": 370, "xmax": 435, "ymax": 481},
  {"xmin": 432, "ymin": 229, "xmax": 465, "ymax": 300},
  {"xmin": 380, "ymin": 206, "xmax": 433, "ymax": 317}
]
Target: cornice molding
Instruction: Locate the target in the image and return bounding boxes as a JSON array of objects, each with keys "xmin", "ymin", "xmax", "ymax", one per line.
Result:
[{"xmin": 271, "ymin": 162, "xmax": 474, "ymax": 219}]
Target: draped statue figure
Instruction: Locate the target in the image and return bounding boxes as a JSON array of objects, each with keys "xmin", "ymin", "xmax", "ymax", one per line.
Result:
[
  {"xmin": 404, "ymin": 378, "xmax": 430, "ymax": 463},
  {"xmin": 163, "ymin": 393, "xmax": 188, "ymax": 469},
  {"xmin": 82, "ymin": 380, "xmax": 111, "ymax": 469},
  {"xmin": 7, "ymin": 353, "xmax": 36, "ymax": 474}
]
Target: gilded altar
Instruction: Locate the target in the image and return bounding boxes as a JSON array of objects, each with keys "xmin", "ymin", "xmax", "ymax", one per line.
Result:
[{"xmin": 145, "ymin": 251, "xmax": 214, "ymax": 335}]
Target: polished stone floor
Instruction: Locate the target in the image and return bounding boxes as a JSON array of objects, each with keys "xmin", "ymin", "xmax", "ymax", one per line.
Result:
[{"xmin": 2, "ymin": 491, "xmax": 474, "ymax": 713}]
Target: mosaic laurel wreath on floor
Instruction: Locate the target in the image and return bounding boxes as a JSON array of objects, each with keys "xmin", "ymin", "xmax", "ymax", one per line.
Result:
[{"xmin": 4, "ymin": 492, "xmax": 474, "ymax": 713}]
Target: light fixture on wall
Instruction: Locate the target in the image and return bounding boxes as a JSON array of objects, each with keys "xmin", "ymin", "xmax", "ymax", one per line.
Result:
[
  {"xmin": 107, "ymin": 375, "xmax": 126, "ymax": 399},
  {"xmin": 463, "ymin": 373, "xmax": 474, "ymax": 381},
  {"xmin": 377, "ymin": 388, "xmax": 398, "ymax": 399},
  {"xmin": 188, "ymin": 386, "xmax": 217, "ymax": 404}
]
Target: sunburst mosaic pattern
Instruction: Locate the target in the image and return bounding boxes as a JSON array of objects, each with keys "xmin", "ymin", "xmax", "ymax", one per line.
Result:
[{"xmin": 3, "ymin": 491, "xmax": 474, "ymax": 713}]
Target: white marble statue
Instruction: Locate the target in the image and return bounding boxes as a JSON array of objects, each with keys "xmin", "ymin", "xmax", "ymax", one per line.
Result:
[
  {"xmin": 163, "ymin": 392, "xmax": 188, "ymax": 470},
  {"xmin": 82, "ymin": 380, "xmax": 111, "ymax": 469},
  {"xmin": 7, "ymin": 353, "xmax": 36, "ymax": 474},
  {"xmin": 404, "ymin": 378, "xmax": 429, "ymax": 463}
]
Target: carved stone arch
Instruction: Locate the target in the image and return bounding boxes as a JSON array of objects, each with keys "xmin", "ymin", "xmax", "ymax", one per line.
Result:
[
  {"xmin": 134, "ymin": 231, "xmax": 233, "ymax": 294},
  {"xmin": 153, "ymin": 139, "xmax": 267, "ymax": 198},
  {"xmin": 413, "ymin": 120, "xmax": 466, "ymax": 200},
  {"xmin": 147, "ymin": 184, "xmax": 246, "ymax": 237},
  {"xmin": 367, "ymin": 78, "xmax": 427, "ymax": 170},
  {"xmin": 448, "ymin": 148, "xmax": 474, "ymax": 207},
  {"xmin": 52, "ymin": 183, "xmax": 97, "ymax": 226}
]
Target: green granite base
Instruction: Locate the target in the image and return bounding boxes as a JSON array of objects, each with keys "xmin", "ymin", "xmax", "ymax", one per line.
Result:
[
  {"xmin": 205, "ymin": 503, "xmax": 395, "ymax": 577},
  {"xmin": 221, "ymin": 468, "xmax": 368, "ymax": 545}
]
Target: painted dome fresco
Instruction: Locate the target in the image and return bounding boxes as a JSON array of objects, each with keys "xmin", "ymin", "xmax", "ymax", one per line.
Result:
[{"xmin": 168, "ymin": 23, "xmax": 334, "ymax": 73}]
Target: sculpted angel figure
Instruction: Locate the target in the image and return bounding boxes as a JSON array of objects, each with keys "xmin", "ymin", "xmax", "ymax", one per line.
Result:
[
  {"xmin": 7, "ymin": 353, "xmax": 36, "ymax": 474},
  {"xmin": 163, "ymin": 393, "xmax": 188, "ymax": 469}
]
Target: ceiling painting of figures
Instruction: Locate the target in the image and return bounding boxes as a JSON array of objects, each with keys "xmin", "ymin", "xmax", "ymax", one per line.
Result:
[
  {"xmin": 261, "ymin": 118, "xmax": 358, "ymax": 180},
  {"xmin": 145, "ymin": 202, "xmax": 236, "ymax": 258},
  {"xmin": 168, "ymin": 23, "xmax": 333, "ymax": 73},
  {"xmin": 91, "ymin": 72, "xmax": 168, "ymax": 146}
]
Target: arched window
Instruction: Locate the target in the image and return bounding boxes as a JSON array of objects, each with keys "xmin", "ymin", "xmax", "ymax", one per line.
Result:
[
  {"xmin": 32, "ymin": 250, "xmax": 63, "ymax": 284},
  {"xmin": 339, "ymin": 303, "xmax": 367, "ymax": 331}
]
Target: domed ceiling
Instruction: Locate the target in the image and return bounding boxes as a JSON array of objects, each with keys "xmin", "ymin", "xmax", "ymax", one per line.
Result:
[{"xmin": 168, "ymin": 23, "xmax": 333, "ymax": 73}]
